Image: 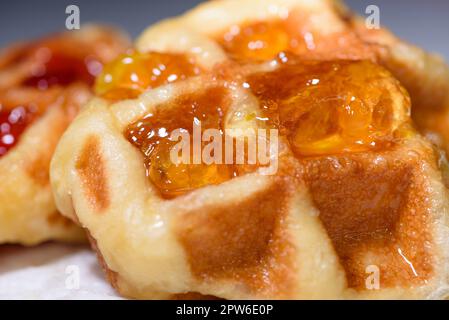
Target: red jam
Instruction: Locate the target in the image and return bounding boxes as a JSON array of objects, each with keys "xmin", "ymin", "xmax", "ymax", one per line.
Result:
[
  {"xmin": 0, "ymin": 105, "xmax": 36, "ymax": 156},
  {"xmin": 95, "ymin": 51, "xmax": 201, "ymax": 100},
  {"xmin": 246, "ymin": 56, "xmax": 409, "ymax": 156},
  {"xmin": 0, "ymin": 35, "xmax": 103, "ymax": 158}
]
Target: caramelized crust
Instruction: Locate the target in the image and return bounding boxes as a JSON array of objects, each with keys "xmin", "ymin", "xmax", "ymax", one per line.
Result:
[
  {"xmin": 302, "ymin": 150, "xmax": 434, "ymax": 289},
  {"xmin": 176, "ymin": 179, "xmax": 295, "ymax": 296},
  {"xmin": 246, "ymin": 57, "xmax": 410, "ymax": 156},
  {"xmin": 86, "ymin": 230, "xmax": 120, "ymax": 290},
  {"xmin": 76, "ymin": 136, "xmax": 110, "ymax": 212}
]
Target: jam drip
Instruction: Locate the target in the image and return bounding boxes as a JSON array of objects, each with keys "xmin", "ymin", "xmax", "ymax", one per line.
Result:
[
  {"xmin": 95, "ymin": 51, "xmax": 201, "ymax": 100},
  {"xmin": 126, "ymin": 87, "xmax": 237, "ymax": 198},
  {"xmin": 247, "ymin": 56, "xmax": 409, "ymax": 156}
]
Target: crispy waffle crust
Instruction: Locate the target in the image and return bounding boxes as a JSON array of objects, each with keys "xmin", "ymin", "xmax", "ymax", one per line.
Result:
[
  {"xmin": 0, "ymin": 26, "xmax": 130, "ymax": 245},
  {"xmin": 51, "ymin": 0, "xmax": 449, "ymax": 299}
]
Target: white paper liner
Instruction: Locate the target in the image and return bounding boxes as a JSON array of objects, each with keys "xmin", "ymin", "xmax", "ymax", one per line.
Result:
[{"xmin": 0, "ymin": 243, "xmax": 121, "ymax": 299}]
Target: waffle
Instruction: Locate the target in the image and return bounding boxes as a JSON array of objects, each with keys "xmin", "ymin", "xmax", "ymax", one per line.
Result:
[
  {"xmin": 51, "ymin": 0, "xmax": 449, "ymax": 299},
  {"xmin": 0, "ymin": 26, "xmax": 130, "ymax": 245}
]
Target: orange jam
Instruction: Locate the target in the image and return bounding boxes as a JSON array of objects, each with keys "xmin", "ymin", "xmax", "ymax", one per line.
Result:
[
  {"xmin": 218, "ymin": 15, "xmax": 326, "ymax": 62},
  {"xmin": 95, "ymin": 51, "xmax": 201, "ymax": 100},
  {"xmin": 126, "ymin": 87, "xmax": 237, "ymax": 198},
  {"xmin": 246, "ymin": 56, "xmax": 409, "ymax": 156},
  {"xmin": 219, "ymin": 21, "xmax": 290, "ymax": 61},
  {"xmin": 14, "ymin": 33, "xmax": 103, "ymax": 88},
  {"xmin": 22, "ymin": 52, "xmax": 95, "ymax": 88},
  {"xmin": 0, "ymin": 104, "xmax": 36, "ymax": 156}
]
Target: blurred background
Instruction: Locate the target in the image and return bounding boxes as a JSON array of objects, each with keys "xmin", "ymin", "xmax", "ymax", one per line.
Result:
[{"xmin": 0, "ymin": 0, "xmax": 448, "ymax": 60}]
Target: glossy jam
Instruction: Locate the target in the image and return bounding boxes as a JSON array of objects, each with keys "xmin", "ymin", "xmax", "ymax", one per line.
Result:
[
  {"xmin": 0, "ymin": 105, "xmax": 36, "ymax": 156},
  {"xmin": 218, "ymin": 17, "xmax": 374, "ymax": 62},
  {"xmin": 220, "ymin": 21, "xmax": 290, "ymax": 61},
  {"xmin": 126, "ymin": 87, "xmax": 237, "ymax": 198},
  {"xmin": 218, "ymin": 16, "xmax": 322, "ymax": 62},
  {"xmin": 0, "ymin": 36, "xmax": 101, "ymax": 158},
  {"xmin": 125, "ymin": 58, "xmax": 407, "ymax": 197},
  {"xmin": 95, "ymin": 51, "xmax": 201, "ymax": 100},
  {"xmin": 22, "ymin": 51, "xmax": 95, "ymax": 88},
  {"xmin": 18, "ymin": 35, "xmax": 101, "ymax": 87},
  {"xmin": 247, "ymin": 56, "xmax": 408, "ymax": 156}
]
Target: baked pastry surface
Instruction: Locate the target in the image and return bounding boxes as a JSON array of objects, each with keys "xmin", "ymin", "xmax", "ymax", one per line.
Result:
[
  {"xmin": 0, "ymin": 26, "xmax": 129, "ymax": 245},
  {"xmin": 51, "ymin": 0, "xmax": 449, "ymax": 299}
]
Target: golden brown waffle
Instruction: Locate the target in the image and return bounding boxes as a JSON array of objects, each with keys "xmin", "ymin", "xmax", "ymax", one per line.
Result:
[
  {"xmin": 51, "ymin": 0, "xmax": 449, "ymax": 299},
  {"xmin": 0, "ymin": 26, "xmax": 130, "ymax": 245}
]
